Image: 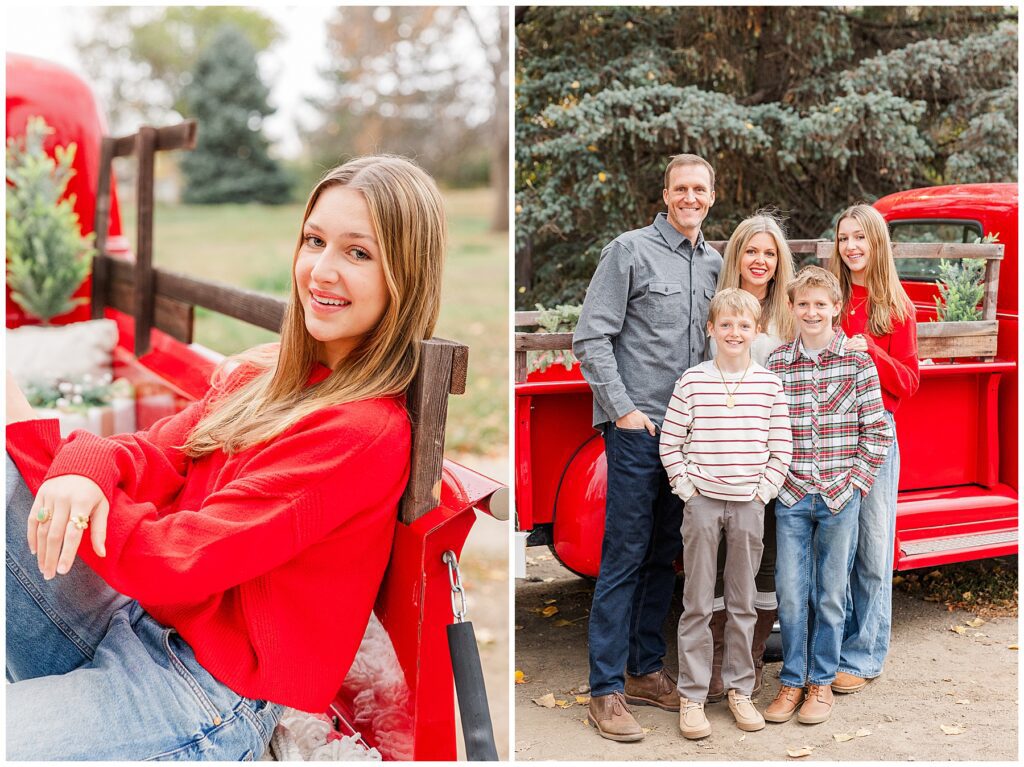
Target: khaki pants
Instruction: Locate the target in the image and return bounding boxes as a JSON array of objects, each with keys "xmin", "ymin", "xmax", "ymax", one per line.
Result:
[{"xmin": 677, "ymin": 493, "xmax": 765, "ymax": 700}]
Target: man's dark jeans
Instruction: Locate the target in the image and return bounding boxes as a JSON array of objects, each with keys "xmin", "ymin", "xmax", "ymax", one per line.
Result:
[{"xmin": 587, "ymin": 424, "xmax": 683, "ymax": 696}]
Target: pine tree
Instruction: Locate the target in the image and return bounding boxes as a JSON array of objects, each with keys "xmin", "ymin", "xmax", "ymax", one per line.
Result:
[
  {"xmin": 6, "ymin": 117, "xmax": 94, "ymax": 323},
  {"xmin": 180, "ymin": 24, "xmax": 292, "ymax": 204}
]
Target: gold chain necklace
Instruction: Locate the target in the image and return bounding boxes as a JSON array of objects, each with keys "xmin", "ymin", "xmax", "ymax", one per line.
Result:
[
  {"xmin": 849, "ymin": 294, "xmax": 869, "ymax": 315},
  {"xmin": 714, "ymin": 358, "xmax": 751, "ymax": 408}
]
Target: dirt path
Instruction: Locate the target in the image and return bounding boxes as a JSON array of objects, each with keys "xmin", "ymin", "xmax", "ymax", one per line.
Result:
[
  {"xmin": 453, "ymin": 453, "xmax": 509, "ymax": 760},
  {"xmin": 515, "ymin": 553, "xmax": 1018, "ymax": 761}
]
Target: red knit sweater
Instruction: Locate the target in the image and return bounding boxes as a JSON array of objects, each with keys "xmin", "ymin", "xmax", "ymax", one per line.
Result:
[
  {"xmin": 6, "ymin": 363, "xmax": 410, "ymax": 712},
  {"xmin": 841, "ymin": 283, "xmax": 921, "ymax": 413}
]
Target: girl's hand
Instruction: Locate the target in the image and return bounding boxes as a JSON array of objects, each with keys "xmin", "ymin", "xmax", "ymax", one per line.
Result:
[
  {"xmin": 28, "ymin": 474, "xmax": 109, "ymax": 579},
  {"xmin": 846, "ymin": 334, "xmax": 869, "ymax": 352}
]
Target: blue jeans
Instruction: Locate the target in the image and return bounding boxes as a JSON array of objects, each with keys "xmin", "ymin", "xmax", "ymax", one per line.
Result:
[
  {"xmin": 841, "ymin": 411, "xmax": 899, "ymax": 678},
  {"xmin": 6, "ymin": 454, "xmax": 282, "ymax": 760},
  {"xmin": 775, "ymin": 491, "xmax": 860, "ymax": 687},
  {"xmin": 588, "ymin": 425, "xmax": 683, "ymax": 696}
]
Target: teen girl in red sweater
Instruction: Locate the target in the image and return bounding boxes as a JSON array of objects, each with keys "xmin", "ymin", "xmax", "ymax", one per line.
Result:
[
  {"xmin": 827, "ymin": 203, "xmax": 919, "ymax": 694},
  {"xmin": 6, "ymin": 156, "xmax": 446, "ymax": 760}
]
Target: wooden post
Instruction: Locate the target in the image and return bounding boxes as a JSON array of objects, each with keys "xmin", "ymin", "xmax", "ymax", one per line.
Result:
[
  {"xmin": 133, "ymin": 126, "xmax": 157, "ymax": 356},
  {"xmin": 91, "ymin": 136, "xmax": 117, "ymax": 319},
  {"xmin": 399, "ymin": 338, "xmax": 469, "ymax": 525}
]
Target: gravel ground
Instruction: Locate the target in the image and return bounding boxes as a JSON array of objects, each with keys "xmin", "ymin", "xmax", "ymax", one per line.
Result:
[
  {"xmin": 452, "ymin": 453, "xmax": 510, "ymax": 760},
  {"xmin": 515, "ymin": 552, "xmax": 1018, "ymax": 761}
]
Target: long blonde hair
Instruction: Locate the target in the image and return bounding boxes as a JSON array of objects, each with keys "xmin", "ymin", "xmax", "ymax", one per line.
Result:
[
  {"xmin": 717, "ymin": 212, "xmax": 795, "ymax": 341},
  {"xmin": 184, "ymin": 155, "xmax": 447, "ymax": 456},
  {"xmin": 829, "ymin": 204, "xmax": 911, "ymax": 336}
]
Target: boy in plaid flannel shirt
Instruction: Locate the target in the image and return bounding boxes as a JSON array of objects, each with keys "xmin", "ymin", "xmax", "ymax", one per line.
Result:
[{"xmin": 764, "ymin": 266, "xmax": 892, "ymax": 726}]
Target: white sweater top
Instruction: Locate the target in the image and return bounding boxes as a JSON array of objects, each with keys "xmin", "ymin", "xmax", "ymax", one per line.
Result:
[{"xmin": 659, "ymin": 361, "xmax": 793, "ymax": 503}]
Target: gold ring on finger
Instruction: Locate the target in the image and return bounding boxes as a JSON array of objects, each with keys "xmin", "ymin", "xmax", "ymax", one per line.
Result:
[
  {"xmin": 71, "ymin": 514, "xmax": 90, "ymax": 531},
  {"xmin": 36, "ymin": 507, "xmax": 52, "ymax": 524}
]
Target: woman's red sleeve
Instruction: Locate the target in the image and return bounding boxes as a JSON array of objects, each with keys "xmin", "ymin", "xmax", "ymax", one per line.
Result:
[
  {"xmin": 864, "ymin": 312, "xmax": 920, "ymax": 402},
  {"xmin": 74, "ymin": 402, "xmax": 410, "ymax": 605}
]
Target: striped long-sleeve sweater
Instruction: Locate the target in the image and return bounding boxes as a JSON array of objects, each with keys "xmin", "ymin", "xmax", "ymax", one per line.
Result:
[{"xmin": 659, "ymin": 360, "xmax": 793, "ymax": 503}]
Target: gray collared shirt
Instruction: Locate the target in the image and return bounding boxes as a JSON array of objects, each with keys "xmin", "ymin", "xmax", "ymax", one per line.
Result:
[{"xmin": 573, "ymin": 212, "xmax": 722, "ymax": 428}]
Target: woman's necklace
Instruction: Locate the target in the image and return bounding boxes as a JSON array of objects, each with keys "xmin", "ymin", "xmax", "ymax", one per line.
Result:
[
  {"xmin": 849, "ymin": 287, "xmax": 869, "ymax": 316},
  {"xmin": 714, "ymin": 358, "xmax": 750, "ymax": 408}
]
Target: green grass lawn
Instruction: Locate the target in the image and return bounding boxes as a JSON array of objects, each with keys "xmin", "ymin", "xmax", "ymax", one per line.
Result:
[{"xmin": 121, "ymin": 188, "xmax": 508, "ymax": 456}]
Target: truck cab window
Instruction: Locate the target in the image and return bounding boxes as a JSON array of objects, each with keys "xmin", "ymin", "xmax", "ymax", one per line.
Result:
[{"xmin": 888, "ymin": 220, "xmax": 984, "ymax": 282}]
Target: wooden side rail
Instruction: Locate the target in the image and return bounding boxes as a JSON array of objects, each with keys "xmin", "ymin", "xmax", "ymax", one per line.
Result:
[{"xmin": 514, "ymin": 240, "xmax": 1004, "ymax": 380}]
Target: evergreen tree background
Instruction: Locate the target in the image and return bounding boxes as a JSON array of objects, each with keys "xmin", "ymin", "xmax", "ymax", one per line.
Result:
[
  {"xmin": 180, "ymin": 25, "xmax": 292, "ymax": 204},
  {"xmin": 515, "ymin": 6, "xmax": 1018, "ymax": 308}
]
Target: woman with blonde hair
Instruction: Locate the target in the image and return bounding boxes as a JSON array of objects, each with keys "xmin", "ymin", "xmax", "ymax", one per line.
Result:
[
  {"xmin": 827, "ymin": 203, "xmax": 918, "ymax": 695},
  {"xmin": 703, "ymin": 211, "xmax": 796, "ymax": 704},
  {"xmin": 5, "ymin": 155, "xmax": 446, "ymax": 760}
]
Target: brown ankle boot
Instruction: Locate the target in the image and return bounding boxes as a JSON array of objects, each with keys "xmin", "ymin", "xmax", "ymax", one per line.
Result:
[
  {"xmin": 751, "ymin": 607, "xmax": 777, "ymax": 695},
  {"xmin": 707, "ymin": 609, "xmax": 727, "ymax": 702},
  {"xmin": 588, "ymin": 691, "xmax": 644, "ymax": 742},
  {"xmin": 624, "ymin": 667, "xmax": 680, "ymax": 711}
]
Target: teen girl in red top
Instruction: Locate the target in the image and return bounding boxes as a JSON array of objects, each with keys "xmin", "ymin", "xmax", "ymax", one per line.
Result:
[
  {"xmin": 5, "ymin": 156, "xmax": 446, "ymax": 760},
  {"xmin": 828, "ymin": 203, "xmax": 919, "ymax": 693}
]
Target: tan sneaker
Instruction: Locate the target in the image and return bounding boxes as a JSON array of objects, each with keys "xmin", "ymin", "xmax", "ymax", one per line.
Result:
[
  {"xmin": 764, "ymin": 685, "xmax": 804, "ymax": 723},
  {"xmin": 727, "ymin": 689, "xmax": 766, "ymax": 731},
  {"xmin": 679, "ymin": 697, "xmax": 712, "ymax": 740},
  {"xmin": 797, "ymin": 684, "xmax": 834, "ymax": 724},
  {"xmin": 588, "ymin": 692, "xmax": 644, "ymax": 742},
  {"xmin": 625, "ymin": 668, "xmax": 681, "ymax": 711},
  {"xmin": 832, "ymin": 671, "xmax": 867, "ymax": 694}
]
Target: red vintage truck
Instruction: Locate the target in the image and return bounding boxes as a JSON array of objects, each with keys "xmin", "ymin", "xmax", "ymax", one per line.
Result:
[
  {"xmin": 7, "ymin": 53, "xmax": 505, "ymax": 761},
  {"xmin": 515, "ymin": 183, "xmax": 1017, "ymax": 578}
]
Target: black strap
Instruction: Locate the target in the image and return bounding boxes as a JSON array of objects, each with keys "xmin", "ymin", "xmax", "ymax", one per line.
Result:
[{"xmin": 447, "ymin": 621, "xmax": 498, "ymax": 760}]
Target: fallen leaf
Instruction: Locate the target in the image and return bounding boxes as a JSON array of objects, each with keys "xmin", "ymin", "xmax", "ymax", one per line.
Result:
[
  {"xmin": 515, "ymin": 670, "xmax": 526, "ymax": 685},
  {"xmin": 554, "ymin": 619, "xmax": 573, "ymax": 627},
  {"xmin": 541, "ymin": 605, "xmax": 559, "ymax": 618},
  {"xmin": 950, "ymin": 625, "xmax": 967, "ymax": 635},
  {"xmin": 955, "ymin": 699, "xmax": 970, "ymax": 705},
  {"xmin": 572, "ymin": 683, "xmax": 591, "ymax": 695},
  {"xmin": 533, "ymin": 693, "xmax": 556, "ymax": 708},
  {"xmin": 965, "ymin": 617, "xmax": 985, "ymax": 627},
  {"xmin": 833, "ymin": 733, "xmax": 855, "ymax": 743},
  {"xmin": 1009, "ymin": 644, "xmax": 1018, "ymax": 650},
  {"xmin": 926, "ymin": 569, "xmax": 942, "ymax": 579},
  {"xmin": 940, "ymin": 724, "xmax": 966, "ymax": 735},
  {"xmin": 542, "ymin": 577, "xmax": 556, "ymax": 583},
  {"xmin": 891, "ymin": 575, "xmax": 904, "ymax": 585},
  {"xmin": 543, "ymin": 598, "xmax": 558, "ymax": 605},
  {"xmin": 738, "ymin": 734, "xmax": 746, "ymax": 742},
  {"xmin": 855, "ymin": 728, "xmax": 872, "ymax": 737},
  {"xmin": 787, "ymin": 746, "xmax": 814, "ymax": 758},
  {"xmin": 962, "ymin": 591, "xmax": 973, "ymax": 600},
  {"xmin": 514, "ymin": 625, "xmax": 523, "ymax": 630},
  {"xmin": 555, "ymin": 699, "xmax": 572, "ymax": 708},
  {"xmin": 575, "ymin": 695, "xmax": 590, "ymax": 704},
  {"xmin": 924, "ymin": 595, "xmax": 941, "ymax": 602},
  {"xmin": 942, "ymin": 678, "xmax": 953, "ymax": 682}
]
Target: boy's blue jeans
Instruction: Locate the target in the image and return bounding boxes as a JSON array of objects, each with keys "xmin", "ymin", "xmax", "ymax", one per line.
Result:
[
  {"xmin": 588, "ymin": 425, "xmax": 682, "ymax": 696},
  {"xmin": 775, "ymin": 491, "xmax": 860, "ymax": 688},
  {"xmin": 6, "ymin": 454, "xmax": 282, "ymax": 760},
  {"xmin": 841, "ymin": 411, "xmax": 900, "ymax": 679}
]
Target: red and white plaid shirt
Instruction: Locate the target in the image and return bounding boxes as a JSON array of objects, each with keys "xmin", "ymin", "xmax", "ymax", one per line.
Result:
[{"xmin": 766, "ymin": 329, "xmax": 893, "ymax": 513}]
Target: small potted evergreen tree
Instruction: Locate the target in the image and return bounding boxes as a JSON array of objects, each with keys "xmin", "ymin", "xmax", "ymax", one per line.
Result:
[{"xmin": 6, "ymin": 115, "xmax": 95, "ymax": 324}]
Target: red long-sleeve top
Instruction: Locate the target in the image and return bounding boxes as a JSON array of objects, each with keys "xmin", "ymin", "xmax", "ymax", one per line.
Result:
[
  {"xmin": 841, "ymin": 283, "xmax": 920, "ymax": 413},
  {"xmin": 6, "ymin": 363, "xmax": 410, "ymax": 712}
]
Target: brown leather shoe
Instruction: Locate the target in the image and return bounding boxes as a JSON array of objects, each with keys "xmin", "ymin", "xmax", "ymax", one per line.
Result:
[
  {"xmin": 707, "ymin": 610, "xmax": 727, "ymax": 702},
  {"xmin": 797, "ymin": 683, "xmax": 834, "ymax": 724},
  {"xmin": 751, "ymin": 607, "xmax": 776, "ymax": 695},
  {"xmin": 625, "ymin": 667, "xmax": 681, "ymax": 711},
  {"xmin": 588, "ymin": 691, "xmax": 644, "ymax": 742},
  {"xmin": 764, "ymin": 685, "xmax": 804, "ymax": 723},
  {"xmin": 831, "ymin": 671, "xmax": 867, "ymax": 694}
]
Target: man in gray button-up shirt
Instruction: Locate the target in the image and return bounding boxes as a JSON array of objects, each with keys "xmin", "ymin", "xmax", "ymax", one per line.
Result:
[{"xmin": 574, "ymin": 154, "xmax": 722, "ymax": 741}]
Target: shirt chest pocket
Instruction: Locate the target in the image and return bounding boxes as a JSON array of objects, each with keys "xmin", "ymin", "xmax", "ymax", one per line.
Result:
[
  {"xmin": 823, "ymin": 379, "xmax": 856, "ymax": 415},
  {"xmin": 644, "ymin": 281, "xmax": 684, "ymax": 326}
]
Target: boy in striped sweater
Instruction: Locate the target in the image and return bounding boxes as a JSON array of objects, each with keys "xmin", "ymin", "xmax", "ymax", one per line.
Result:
[{"xmin": 660, "ymin": 288, "xmax": 793, "ymax": 739}]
